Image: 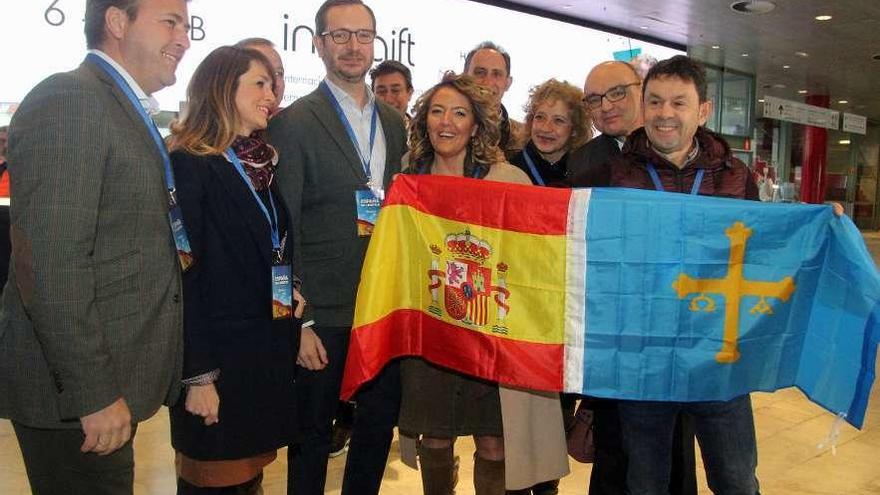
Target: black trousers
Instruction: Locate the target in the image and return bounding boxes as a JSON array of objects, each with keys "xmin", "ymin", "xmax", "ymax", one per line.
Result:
[
  {"xmin": 341, "ymin": 359, "xmax": 400, "ymax": 495},
  {"xmin": 13, "ymin": 421, "xmax": 137, "ymax": 495},
  {"xmin": 587, "ymin": 399, "xmax": 697, "ymax": 495},
  {"xmin": 287, "ymin": 326, "xmax": 401, "ymax": 495}
]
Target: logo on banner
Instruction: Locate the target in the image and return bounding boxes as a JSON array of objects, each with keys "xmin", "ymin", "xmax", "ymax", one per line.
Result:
[
  {"xmin": 427, "ymin": 231, "xmax": 510, "ymax": 334},
  {"xmin": 673, "ymin": 222, "xmax": 796, "ymax": 363}
]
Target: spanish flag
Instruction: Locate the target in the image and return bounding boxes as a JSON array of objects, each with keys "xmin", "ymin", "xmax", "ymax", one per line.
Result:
[{"xmin": 341, "ymin": 175, "xmax": 880, "ymax": 428}]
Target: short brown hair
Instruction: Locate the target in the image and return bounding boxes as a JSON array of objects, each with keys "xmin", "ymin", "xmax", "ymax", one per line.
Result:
[
  {"xmin": 523, "ymin": 79, "xmax": 592, "ymax": 151},
  {"xmin": 84, "ymin": 0, "xmax": 141, "ymax": 49},
  {"xmin": 314, "ymin": 0, "xmax": 376, "ymax": 35},
  {"xmin": 370, "ymin": 60, "xmax": 413, "ymax": 91},
  {"xmin": 169, "ymin": 46, "xmax": 275, "ymax": 155}
]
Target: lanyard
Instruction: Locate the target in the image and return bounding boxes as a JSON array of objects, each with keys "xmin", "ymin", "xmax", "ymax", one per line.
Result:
[
  {"xmin": 86, "ymin": 54, "xmax": 177, "ymax": 199},
  {"xmin": 521, "ymin": 149, "xmax": 546, "ymax": 186},
  {"xmin": 647, "ymin": 164, "xmax": 705, "ymax": 196},
  {"xmin": 225, "ymin": 149, "xmax": 281, "ymax": 251},
  {"xmin": 321, "ymin": 81, "xmax": 378, "ymax": 181}
]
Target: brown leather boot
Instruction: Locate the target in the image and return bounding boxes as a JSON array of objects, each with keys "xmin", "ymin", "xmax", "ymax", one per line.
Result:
[
  {"xmin": 419, "ymin": 444, "xmax": 457, "ymax": 495},
  {"xmin": 473, "ymin": 455, "xmax": 506, "ymax": 495}
]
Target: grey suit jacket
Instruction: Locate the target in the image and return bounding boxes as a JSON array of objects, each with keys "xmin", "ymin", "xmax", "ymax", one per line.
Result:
[
  {"xmin": 0, "ymin": 58, "xmax": 184, "ymax": 428},
  {"xmin": 268, "ymin": 86, "xmax": 407, "ymax": 328}
]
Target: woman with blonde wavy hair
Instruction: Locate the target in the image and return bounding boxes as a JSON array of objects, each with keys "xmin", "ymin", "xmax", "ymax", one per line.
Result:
[
  {"xmin": 399, "ymin": 73, "xmax": 568, "ymax": 495},
  {"xmin": 404, "ymin": 73, "xmax": 527, "ymax": 183},
  {"xmin": 167, "ymin": 45, "xmax": 305, "ymax": 494},
  {"xmin": 510, "ymin": 78, "xmax": 592, "ymax": 186}
]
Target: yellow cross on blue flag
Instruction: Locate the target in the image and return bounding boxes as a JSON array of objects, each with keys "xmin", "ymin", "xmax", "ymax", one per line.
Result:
[{"xmin": 577, "ymin": 186, "xmax": 880, "ymax": 428}]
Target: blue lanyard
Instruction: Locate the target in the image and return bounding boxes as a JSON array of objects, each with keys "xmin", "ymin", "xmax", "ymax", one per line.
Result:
[
  {"xmin": 225, "ymin": 149, "xmax": 281, "ymax": 251},
  {"xmin": 86, "ymin": 54, "xmax": 177, "ymax": 199},
  {"xmin": 321, "ymin": 81, "xmax": 378, "ymax": 181},
  {"xmin": 647, "ymin": 164, "xmax": 705, "ymax": 195},
  {"xmin": 522, "ymin": 149, "xmax": 546, "ymax": 186}
]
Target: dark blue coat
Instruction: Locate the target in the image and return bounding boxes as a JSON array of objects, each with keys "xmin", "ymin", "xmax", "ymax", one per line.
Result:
[{"xmin": 168, "ymin": 150, "xmax": 300, "ymax": 460}]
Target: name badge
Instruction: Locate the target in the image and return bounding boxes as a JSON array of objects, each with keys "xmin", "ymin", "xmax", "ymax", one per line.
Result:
[
  {"xmin": 168, "ymin": 204, "xmax": 194, "ymax": 272},
  {"xmin": 272, "ymin": 263, "xmax": 293, "ymax": 320},
  {"xmin": 355, "ymin": 188, "xmax": 381, "ymax": 237}
]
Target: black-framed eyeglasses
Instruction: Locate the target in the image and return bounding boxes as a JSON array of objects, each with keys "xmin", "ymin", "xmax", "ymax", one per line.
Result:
[
  {"xmin": 583, "ymin": 82, "xmax": 641, "ymax": 109},
  {"xmin": 321, "ymin": 28, "xmax": 376, "ymax": 44}
]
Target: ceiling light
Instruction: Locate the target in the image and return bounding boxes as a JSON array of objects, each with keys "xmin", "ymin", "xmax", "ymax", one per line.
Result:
[
  {"xmin": 711, "ymin": 45, "xmax": 721, "ymax": 49},
  {"xmin": 772, "ymin": 83, "xmax": 787, "ymax": 89},
  {"xmin": 795, "ymin": 51, "xmax": 809, "ymax": 57},
  {"xmin": 839, "ymin": 140, "xmax": 851, "ymax": 145},
  {"xmin": 758, "ymin": 99, "xmax": 765, "ymax": 103},
  {"xmin": 640, "ymin": 26, "xmax": 649, "ymax": 29},
  {"xmin": 815, "ymin": 15, "xmax": 832, "ymax": 21},
  {"xmin": 797, "ymin": 89, "xmax": 808, "ymax": 94},
  {"xmin": 741, "ymin": 53, "xmax": 750, "ymax": 57},
  {"xmin": 782, "ymin": 65, "xmax": 791, "ymax": 69},
  {"xmin": 730, "ymin": 1, "xmax": 777, "ymax": 15},
  {"xmin": 838, "ymin": 100, "xmax": 848, "ymax": 104}
]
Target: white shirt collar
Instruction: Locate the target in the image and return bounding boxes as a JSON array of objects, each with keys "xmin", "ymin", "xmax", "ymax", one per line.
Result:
[
  {"xmin": 323, "ymin": 77, "xmax": 375, "ymax": 111},
  {"xmin": 88, "ymin": 49, "xmax": 161, "ymax": 115}
]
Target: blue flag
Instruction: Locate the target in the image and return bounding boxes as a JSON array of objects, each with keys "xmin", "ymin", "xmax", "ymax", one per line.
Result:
[{"xmin": 578, "ymin": 188, "xmax": 880, "ymax": 428}]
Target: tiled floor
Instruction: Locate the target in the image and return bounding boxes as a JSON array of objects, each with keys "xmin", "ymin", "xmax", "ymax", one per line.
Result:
[{"xmin": 2, "ymin": 232, "xmax": 880, "ymax": 494}]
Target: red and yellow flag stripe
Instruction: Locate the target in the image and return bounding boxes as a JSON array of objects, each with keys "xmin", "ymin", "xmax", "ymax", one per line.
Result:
[{"xmin": 342, "ymin": 175, "xmax": 583, "ymax": 399}]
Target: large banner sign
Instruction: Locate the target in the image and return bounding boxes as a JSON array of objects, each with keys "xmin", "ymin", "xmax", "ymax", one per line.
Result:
[
  {"xmin": 1, "ymin": 1, "xmax": 682, "ymax": 119},
  {"xmin": 342, "ymin": 176, "xmax": 880, "ymax": 428}
]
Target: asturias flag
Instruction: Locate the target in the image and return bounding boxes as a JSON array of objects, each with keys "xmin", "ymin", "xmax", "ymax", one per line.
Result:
[{"xmin": 341, "ymin": 175, "xmax": 880, "ymax": 428}]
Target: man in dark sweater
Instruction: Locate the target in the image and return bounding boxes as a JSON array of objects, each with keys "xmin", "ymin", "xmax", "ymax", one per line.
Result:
[
  {"xmin": 610, "ymin": 55, "xmax": 760, "ymax": 495},
  {"xmin": 567, "ymin": 61, "xmax": 644, "ymax": 186},
  {"xmin": 463, "ymin": 41, "xmax": 526, "ymax": 157},
  {"xmin": 569, "ymin": 60, "xmax": 698, "ymax": 495}
]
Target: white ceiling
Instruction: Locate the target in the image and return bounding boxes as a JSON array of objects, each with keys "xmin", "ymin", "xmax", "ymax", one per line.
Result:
[{"xmin": 474, "ymin": 0, "xmax": 880, "ymax": 123}]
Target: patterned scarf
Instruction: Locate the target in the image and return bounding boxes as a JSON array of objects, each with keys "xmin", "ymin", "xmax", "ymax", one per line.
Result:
[{"xmin": 230, "ymin": 133, "xmax": 278, "ymax": 191}]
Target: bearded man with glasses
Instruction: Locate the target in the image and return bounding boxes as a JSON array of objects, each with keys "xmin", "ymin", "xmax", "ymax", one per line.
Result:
[{"xmin": 267, "ymin": 1, "xmax": 407, "ymax": 494}]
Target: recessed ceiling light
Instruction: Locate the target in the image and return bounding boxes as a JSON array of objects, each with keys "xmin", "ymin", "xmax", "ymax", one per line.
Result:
[
  {"xmin": 815, "ymin": 15, "xmax": 832, "ymax": 21},
  {"xmin": 758, "ymin": 99, "xmax": 765, "ymax": 103},
  {"xmin": 795, "ymin": 51, "xmax": 809, "ymax": 57},
  {"xmin": 798, "ymin": 89, "xmax": 808, "ymax": 94},
  {"xmin": 640, "ymin": 26, "xmax": 649, "ymax": 29},
  {"xmin": 711, "ymin": 45, "xmax": 721, "ymax": 49},
  {"xmin": 839, "ymin": 140, "xmax": 851, "ymax": 145},
  {"xmin": 782, "ymin": 65, "xmax": 791, "ymax": 69},
  {"xmin": 741, "ymin": 53, "xmax": 750, "ymax": 57},
  {"xmin": 838, "ymin": 100, "xmax": 849, "ymax": 104},
  {"xmin": 730, "ymin": 1, "xmax": 776, "ymax": 15},
  {"xmin": 772, "ymin": 83, "xmax": 787, "ymax": 89}
]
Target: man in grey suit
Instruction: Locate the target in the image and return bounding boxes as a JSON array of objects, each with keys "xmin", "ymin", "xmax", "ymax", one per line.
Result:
[
  {"xmin": 0, "ymin": 0, "xmax": 191, "ymax": 492},
  {"xmin": 268, "ymin": 1, "xmax": 407, "ymax": 493}
]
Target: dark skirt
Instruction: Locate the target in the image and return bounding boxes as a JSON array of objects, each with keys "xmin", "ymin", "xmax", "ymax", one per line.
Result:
[{"xmin": 398, "ymin": 357, "xmax": 502, "ymax": 438}]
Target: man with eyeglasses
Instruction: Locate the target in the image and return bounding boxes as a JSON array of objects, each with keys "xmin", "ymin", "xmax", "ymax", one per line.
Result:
[
  {"xmin": 267, "ymin": 1, "xmax": 407, "ymax": 494},
  {"xmin": 567, "ymin": 61, "xmax": 644, "ymax": 187}
]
